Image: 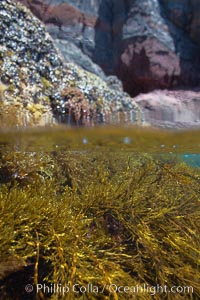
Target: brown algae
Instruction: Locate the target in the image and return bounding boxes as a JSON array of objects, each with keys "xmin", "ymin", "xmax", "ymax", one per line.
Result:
[{"xmin": 0, "ymin": 127, "xmax": 199, "ymax": 299}]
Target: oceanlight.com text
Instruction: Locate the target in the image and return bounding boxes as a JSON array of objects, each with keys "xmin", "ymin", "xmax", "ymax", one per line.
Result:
[{"xmin": 25, "ymin": 283, "xmax": 194, "ymax": 296}]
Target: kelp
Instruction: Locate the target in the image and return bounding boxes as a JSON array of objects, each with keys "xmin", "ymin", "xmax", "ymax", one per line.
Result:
[{"xmin": 0, "ymin": 150, "xmax": 199, "ymax": 300}]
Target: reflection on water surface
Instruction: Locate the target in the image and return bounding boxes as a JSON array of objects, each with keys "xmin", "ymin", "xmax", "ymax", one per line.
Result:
[{"xmin": 0, "ymin": 126, "xmax": 200, "ymax": 153}]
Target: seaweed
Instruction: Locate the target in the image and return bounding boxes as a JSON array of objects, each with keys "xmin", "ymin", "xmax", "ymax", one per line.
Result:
[{"xmin": 0, "ymin": 150, "xmax": 199, "ymax": 299}]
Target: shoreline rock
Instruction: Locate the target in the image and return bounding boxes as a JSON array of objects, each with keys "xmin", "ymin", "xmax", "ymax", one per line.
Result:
[
  {"xmin": 0, "ymin": 0, "xmax": 141, "ymax": 127},
  {"xmin": 17, "ymin": 0, "xmax": 200, "ymax": 96},
  {"xmin": 135, "ymin": 89, "xmax": 200, "ymax": 129},
  {"xmin": 1, "ymin": 0, "xmax": 200, "ymax": 129}
]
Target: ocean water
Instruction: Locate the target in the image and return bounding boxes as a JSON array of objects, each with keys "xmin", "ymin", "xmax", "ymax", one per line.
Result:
[
  {"xmin": 0, "ymin": 126, "xmax": 199, "ymax": 300},
  {"xmin": 0, "ymin": 126, "xmax": 200, "ymax": 169},
  {"xmin": 181, "ymin": 154, "xmax": 200, "ymax": 168},
  {"xmin": 0, "ymin": 126, "xmax": 200, "ymax": 153}
]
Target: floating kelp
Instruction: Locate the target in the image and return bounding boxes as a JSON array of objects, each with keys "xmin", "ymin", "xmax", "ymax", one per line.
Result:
[{"xmin": 0, "ymin": 150, "xmax": 199, "ymax": 299}]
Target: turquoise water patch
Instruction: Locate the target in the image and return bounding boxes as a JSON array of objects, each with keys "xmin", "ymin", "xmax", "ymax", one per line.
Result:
[{"xmin": 181, "ymin": 154, "xmax": 200, "ymax": 168}]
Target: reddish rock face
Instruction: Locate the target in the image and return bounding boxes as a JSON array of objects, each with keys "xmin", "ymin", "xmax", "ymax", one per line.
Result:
[
  {"xmin": 116, "ymin": 37, "xmax": 181, "ymax": 96},
  {"xmin": 114, "ymin": 0, "xmax": 200, "ymax": 95},
  {"xmin": 17, "ymin": 0, "xmax": 200, "ymax": 97},
  {"xmin": 44, "ymin": 3, "xmax": 96, "ymax": 28},
  {"xmin": 135, "ymin": 89, "xmax": 200, "ymax": 128},
  {"xmin": 17, "ymin": 0, "xmax": 47, "ymax": 21},
  {"xmin": 17, "ymin": 0, "xmax": 96, "ymax": 26}
]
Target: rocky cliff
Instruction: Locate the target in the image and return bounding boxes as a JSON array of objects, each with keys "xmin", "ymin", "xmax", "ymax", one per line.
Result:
[
  {"xmin": 1, "ymin": 0, "xmax": 200, "ymax": 128},
  {"xmin": 17, "ymin": 0, "xmax": 200, "ymax": 96},
  {"xmin": 0, "ymin": 0, "xmax": 141, "ymax": 127}
]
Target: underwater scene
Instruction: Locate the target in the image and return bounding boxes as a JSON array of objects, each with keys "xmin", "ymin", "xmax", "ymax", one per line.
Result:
[{"xmin": 0, "ymin": 126, "xmax": 199, "ymax": 300}]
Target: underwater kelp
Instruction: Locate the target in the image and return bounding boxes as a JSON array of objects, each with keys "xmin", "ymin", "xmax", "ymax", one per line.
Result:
[{"xmin": 0, "ymin": 151, "xmax": 199, "ymax": 300}]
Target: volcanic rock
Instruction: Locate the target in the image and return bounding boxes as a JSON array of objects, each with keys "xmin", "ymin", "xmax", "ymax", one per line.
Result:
[
  {"xmin": 17, "ymin": 0, "xmax": 200, "ymax": 96},
  {"xmin": 135, "ymin": 89, "xmax": 200, "ymax": 128},
  {"xmin": 0, "ymin": 0, "xmax": 141, "ymax": 127}
]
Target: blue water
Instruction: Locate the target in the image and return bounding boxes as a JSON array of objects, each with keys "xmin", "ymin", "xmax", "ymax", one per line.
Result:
[{"xmin": 181, "ymin": 154, "xmax": 200, "ymax": 168}]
